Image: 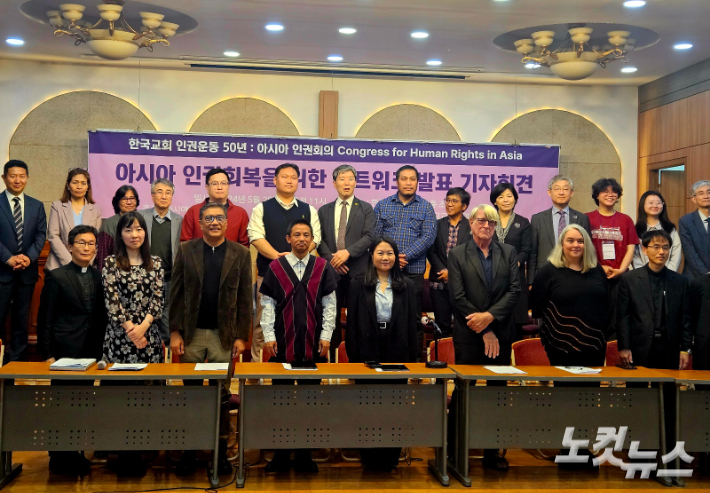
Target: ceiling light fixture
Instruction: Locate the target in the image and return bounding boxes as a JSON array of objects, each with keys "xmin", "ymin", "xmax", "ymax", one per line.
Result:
[
  {"xmin": 513, "ymin": 26, "xmax": 634, "ymax": 80},
  {"xmin": 5, "ymin": 38, "xmax": 25, "ymax": 46},
  {"xmin": 673, "ymin": 42, "xmax": 693, "ymax": 50},
  {"xmin": 621, "ymin": 66, "xmax": 638, "ymax": 73},
  {"xmin": 47, "ymin": 1, "xmax": 178, "ymax": 60},
  {"xmin": 265, "ymin": 23, "xmax": 284, "ymax": 32},
  {"xmin": 623, "ymin": 1, "xmax": 646, "ymax": 7},
  {"xmin": 339, "ymin": 27, "xmax": 357, "ymax": 35},
  {"xmin": 411, "ymin": 31, "xmax": 429, "ymax": 39},
  {"xmin": 223, "ymin": 51, "xmax": 240, "ymax": 57},
  {"xmin": 327, "ymin": 55, "xmax": 343, "ymax": 62},
  {"xmin": 525, "ymin": 62, "xmax": 540, "ymax": 69},
  {"xmin": 426, "ymin": 59, "xmax": 442, "ymax": 66}
]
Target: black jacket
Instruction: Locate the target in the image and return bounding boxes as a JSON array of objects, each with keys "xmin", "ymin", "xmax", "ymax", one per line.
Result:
[
  {"xmin": 617, "ymin": 266, "xmax": 692, "ymax": 366},
  {"xmin": 37, "ymin": 263, "xmax": 107, "ymax": 361},
  {"xmin": 426, "ymin": 216, "xmax": 471, "ymax": 284},
  {"xmin": 447, "ymin": 240, "xmax": 520, "ymax": 344},
  {"xmin": 345, "ymin": 277, "xmax": 419, "ymax": 363},
  {"xmin": 691, "ymin": 274, "xmax": 710, "ymax": 370}
]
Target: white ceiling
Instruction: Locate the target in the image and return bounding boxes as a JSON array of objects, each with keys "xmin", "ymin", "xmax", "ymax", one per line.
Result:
[{"xmin": 2, "ymin": 0, "xmax": 709, "ymax": 85}]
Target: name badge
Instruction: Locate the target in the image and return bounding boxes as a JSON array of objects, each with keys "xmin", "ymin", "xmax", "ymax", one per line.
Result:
[{"xmin": 602, "ymin": 241, "xmax": 616, "ymax": 261}]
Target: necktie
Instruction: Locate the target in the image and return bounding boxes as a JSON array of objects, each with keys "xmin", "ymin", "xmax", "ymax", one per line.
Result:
[
  {"xmin": 705, "ymin": 217, "xmax": 710, "ymax": 233},
  {"xmin": 337, "ymin": 201, "xmax": 348, "ymax": 250},
  {"xmin": 557, "ymin": 210, "xmax": 566, "ymax": 239},
  {"xmin": 13, "ymin": 197, "xmax": 23, "ymax": 254}
]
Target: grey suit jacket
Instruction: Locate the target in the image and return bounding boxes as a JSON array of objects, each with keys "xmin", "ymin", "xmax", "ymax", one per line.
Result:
[
  {"xmin": 529, "ymin": 207, "xmax": 591, "ymax": 283},
  {"xmin": 140, "ymin": 208, "xmax": 184, "ymax": 263},
  {"xmin": 679, "ymin": 211, "xmax": 710, "ymax": 279},
  {"xmin": 317, "ymin": 196, "xmax": 375, "ymax": 280},
  {"xmin": 46, "ymin": 200, "xmax": 103, "ymax": 271}
]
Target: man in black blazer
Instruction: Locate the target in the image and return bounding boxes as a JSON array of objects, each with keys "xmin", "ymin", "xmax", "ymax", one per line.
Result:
[
  {"xmin": 679, "ymin": 180, "xmax": 710, "ymax": 279},
  {"xmin": 617, "ymin": 229, "xmax": 692, "ymax": 371},
  {"xmin": 0, "ymin": 160, "xmax": 47, "ymax": 362},
  {"xmin": 529, "ymin": 175, "xmax": 591, "ymax": 283},
  {"xmin": 37, "ymin": 225, "xmax": 106, "ymax": 475},
  {"xmin": 426, "ymin": 187, "xmax": 470, "ymax": 336},
  {"xmin": 448, "ymin": 204, "xmax": 520, "ymax": 471},
  {"xmin": 317, "ymin": 165, "xmax": 375, "ymax": 360}
]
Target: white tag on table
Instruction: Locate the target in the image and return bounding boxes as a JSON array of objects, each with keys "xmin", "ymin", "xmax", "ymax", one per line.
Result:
[
  {"xmin": 282, "ymin": 363, "xmax": 319, "ymax": 371},
  {"xmin": 109, "ymin": 363, "xmax": 147, "ymax": 371},
  {"xmin": 484, "ymin": 366, "xmax": 527, "ymax": 375},
  {"xmin": 195, "ymin": 363, "xmax": 229, "ymax": 371},
  {"xmin": 602, "ymin": 242, "xmax": 616, "ymax": 260},
  {"xmin": 555, "ymin": 366, "xmax": 602, "ymax": 374}
]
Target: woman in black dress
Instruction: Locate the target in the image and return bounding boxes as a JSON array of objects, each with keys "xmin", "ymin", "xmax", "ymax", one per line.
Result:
[
  {"xmin": 490, "ymin": 182, "xmax": 532, "ymax": 339},
  {"xmin": 346, "ymin": 235, "xmax": 418, "ymax": 471},
  {"xmin": 529, "ymin": 224, "xmax": 609, "ymax": 366}
]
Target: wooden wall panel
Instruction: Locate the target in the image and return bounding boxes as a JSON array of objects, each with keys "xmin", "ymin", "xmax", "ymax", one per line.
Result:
[{"xmin": 638, "ymin": 89, "xmax": 710, "ymax": 211}]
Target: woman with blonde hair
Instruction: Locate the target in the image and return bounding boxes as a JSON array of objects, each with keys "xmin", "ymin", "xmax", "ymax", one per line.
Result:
[{"xmin": 529, "ymin": 224, "xmax": 610, "ymax": 367}]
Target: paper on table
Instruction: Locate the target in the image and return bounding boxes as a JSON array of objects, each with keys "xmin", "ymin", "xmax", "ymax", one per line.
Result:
[
  {"xmin": 49, "ymin": 358, "xmax": 96, "ymax": 371},
  {"xmin": 484, "ymin": 366, "xmax": 527, "ymax": 375},
  {"xmin": 195, "ymin": 363, "xmax": 229, "ymax": 371},
  {"xmin": 555, "ymin": 366, "xmax": 602, "ymax": 374},
  {"xmin": 109, "ymin": 363, "xmax": 148, "ymax": 371},
  {"xmin": 282, "ymin": 363, "xmax": 319, "ymax": 371}
]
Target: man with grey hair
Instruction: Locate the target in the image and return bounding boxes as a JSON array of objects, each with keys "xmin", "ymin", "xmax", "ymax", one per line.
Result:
[
  {"xmin": 317, "ymin": 164, "xmax": 375, "ymax": 360},
  {"xmin": 140, "ymin": 178, "xmax": 183, "ymax": 342},
  {"xmin": 679, "ymin": 180, "xmax": 710, "ymax": 279},
  {"xmin": 528, "ymin": 174, "xmax": 591, "ymax": 283},
  {"xmin": 448, "ymin": 204, "xmax": 520, "ymax": 470}
]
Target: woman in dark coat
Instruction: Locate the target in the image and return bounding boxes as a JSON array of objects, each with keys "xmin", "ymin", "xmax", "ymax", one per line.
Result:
[
  {"xmin": 346, "ymin": 235, "xmax": 418, "ymax": 471},
  {"xmin": 490, "ymin": 182, "xmax": 532, "ymax": 338}
]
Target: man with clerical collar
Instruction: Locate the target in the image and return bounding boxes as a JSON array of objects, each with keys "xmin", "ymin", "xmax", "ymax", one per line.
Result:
[
  {"xmin": 37, "ymin": 225, "xmax": 107, "ymax": 475},
  {"xmin": 259, "ymin": 218, "xmax": 338, "ymax": 474}
]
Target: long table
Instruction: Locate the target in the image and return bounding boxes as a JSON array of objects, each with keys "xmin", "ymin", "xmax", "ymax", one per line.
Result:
[
  {"xmin": 232, "ymin": 362, "xmax": 454, "ymax": 488},
  {"xmin": 0, "ymin": 362, "xmax": 227, "ymax": 489},
  {"xmin": 447, "ymin": 365, "xmax": 674, "ymax": 487}
]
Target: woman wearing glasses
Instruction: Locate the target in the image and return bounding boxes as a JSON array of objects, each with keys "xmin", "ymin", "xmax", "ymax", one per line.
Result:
[
  {"xmin": 489, "ymin": 182, "xmax": 532, "ymax": 339},
  {"xmin": 46, "ymin": 169, "xmax": 102, "ymax": 271},
  {"xmin": 96, "ymin": 185, "xmax": 139, "ymax": 270},
  {"xmin": 632, "ymin": 190, "xmax": 682, "ymax": 271}
]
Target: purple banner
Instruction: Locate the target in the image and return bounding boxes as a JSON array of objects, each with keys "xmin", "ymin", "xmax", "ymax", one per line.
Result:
[{"xmin": 88, "ymin": 130, "xmax": 559, "ymax": 219}]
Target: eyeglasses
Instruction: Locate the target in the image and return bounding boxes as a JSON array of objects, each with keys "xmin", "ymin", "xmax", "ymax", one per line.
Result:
[
  {"xmin": 647, "ymin": 244, "xmax": 670, "ymax": 251},
  {"xmin": 208, "ymin": 181, "xmax": 230, "ymax": 187},
  {"xmin": 120, "ymin": 197, "xmax": 136, "ymax": 203},
  {"xmin": 203, "ymin": 215, "xmax": 227, "ymax": 223},
  {"xmin": 645, "ymin": 201, "xmax": 664, "ymax": 207},
  {"xmin": 445, "ymin": 198, "xmax": 461, "ymax": 205},
  {"xmin": 552, "ymin": 187, "xmax": 571, "ymax": 192},
  {"xmin": 74, "ymin": 241, "xmax": 96, "ymax": 247},
  {"xmin": 474, "ymin": 218, "xmax": 497, "ymax": 226},
  {"xmin": 152, "ymin": 190, "xmax": 173, "ymax": 197}
]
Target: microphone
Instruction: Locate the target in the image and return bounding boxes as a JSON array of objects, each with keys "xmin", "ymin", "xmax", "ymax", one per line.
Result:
[
  {"xmin": 423, "ymin": 317, "xmax": 448, "ymax": 369},
  {"xmin": 97, "ymin": 360, "xmax": 108, "ymax": 370}
]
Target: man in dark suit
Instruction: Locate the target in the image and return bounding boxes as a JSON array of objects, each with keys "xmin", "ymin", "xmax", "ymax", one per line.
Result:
[
  {"xmin": 617, "ymin": 229, "xmax": 691, "ymax": 487},
  {"xmin": 0, "ymin": 160, "xmax": 47, "ymax": 362},
  {"xmin": 170, "ymin": 202, "xmax": 252, "ymax": 477},
  {"xmin": 679, "ymin": 180, "xmax": 710, "ymax": 279},
  {"xmin": 426, "ymin": 187, "xmax": 470, "ymax": 336},
  {"xmin": 529, "ymin": 175, "xmax": 591, "ymax": 283},
  {"xmin": 317, "ymin": 165, "xmax": 375, "ymax": 360},
  {"xmin": 37, "ymin": 225, "xmax": 106, "ymax": 475},
  {"xmin": 448, "ymin": 204, "xmax": 520, "ymax": 471}
]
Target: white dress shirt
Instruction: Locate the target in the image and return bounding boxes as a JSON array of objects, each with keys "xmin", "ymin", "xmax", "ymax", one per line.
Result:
[
  {"xmin": 5, "ymin": 190, "xmax": 24, "ymax": 222},
  {"xmin": 247, "ymin": 195, "xmax": 321, "ymax": 246},
  {"xmin": 700, "ymin": 209, "xmax": 710, "ymax": 233},
  {"xmin": 261, "ymin": 252, "xmax": 337, "ymax": 343},
  {"xmin": 551, "ymin": 204, "xmax": 570, "ymax": 243}
]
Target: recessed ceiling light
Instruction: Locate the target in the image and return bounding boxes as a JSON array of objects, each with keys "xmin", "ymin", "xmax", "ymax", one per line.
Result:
[
  {"xmin": 623, "ymin": 0, "xmax": 646, "ymax": 7},
  {"xmin": 327, "ymin": 55, "xmax": 344, "ymax": 62},
  {"xmin": 621, "ymin": 66, "xmax": 638, "ymax": 73},
  {"xmin": 223, "ymin": 51, "xmax": 240, "ymax": 57},
  {"xmin": 525, "ymin": 62, "xmax": 541, "ymax": 69},
  {"xmin": 265, "ymin": 23, "xmax": 284, "ymax": 32},
  {"xmin": 339, "ymin": 27, "xmax": 357, "ymax": 35},
  {"xmin": 426, "ymin": 59, "xmax": 442, "ymax": 66},
  {"xmin": 411, "ymin": 31, "xmax": 429, "ymax": 39},
  {"xmin": 674, "ymin": 43, "xmax": 693, "ymax": 50},
  {"xmin": 5, "ymin": 38, "xmax": 24, "ymax": 46}
]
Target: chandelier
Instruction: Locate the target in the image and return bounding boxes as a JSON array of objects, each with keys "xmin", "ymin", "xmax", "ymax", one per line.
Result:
[
  {"xmin": 513, "ymin": 26, "xmax": 633, "ymax": 80},
  {"xmin": 47, "ymin": 1, "xmax": 179, "ymax": 60}
]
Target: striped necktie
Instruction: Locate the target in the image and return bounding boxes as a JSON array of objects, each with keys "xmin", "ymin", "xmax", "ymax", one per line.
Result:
[
  {"xmin": 13, "ymin": 197, "xmax": 23, "ymax": 254},
  {"xmin": 557, "ymin": 210, "xmax": 566, "ymax": 239}
]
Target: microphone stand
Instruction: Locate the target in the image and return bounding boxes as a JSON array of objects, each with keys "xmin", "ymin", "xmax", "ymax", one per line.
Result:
[{"xmin": 425, "ymin": 319, "xmax": 448, "ymax": 369}]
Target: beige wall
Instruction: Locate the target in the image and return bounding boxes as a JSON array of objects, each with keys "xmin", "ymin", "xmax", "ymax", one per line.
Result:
[{"xmin": 0, "ymin": 58, "xmax": 639, "ymax": 215}]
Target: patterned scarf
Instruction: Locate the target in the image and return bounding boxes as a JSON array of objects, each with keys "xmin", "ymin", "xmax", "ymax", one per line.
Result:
[{"xmin": 495, "ymin": 211, "xmax": 516, "ymax": 243}]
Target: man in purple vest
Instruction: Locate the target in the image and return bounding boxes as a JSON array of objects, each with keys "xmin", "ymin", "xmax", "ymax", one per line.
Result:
[
  {"xmin": 259, "ymin": 219, "xmax": 337, "ymax": 474},
  {"xmin": 248, "ymin": 163, "xmax": 321, "ymax": 362}
]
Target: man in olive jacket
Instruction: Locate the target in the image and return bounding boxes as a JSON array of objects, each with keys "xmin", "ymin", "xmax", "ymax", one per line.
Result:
[{"xmin": 169, "ymin": 202, "xmax": 252, "ymax": 476}]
